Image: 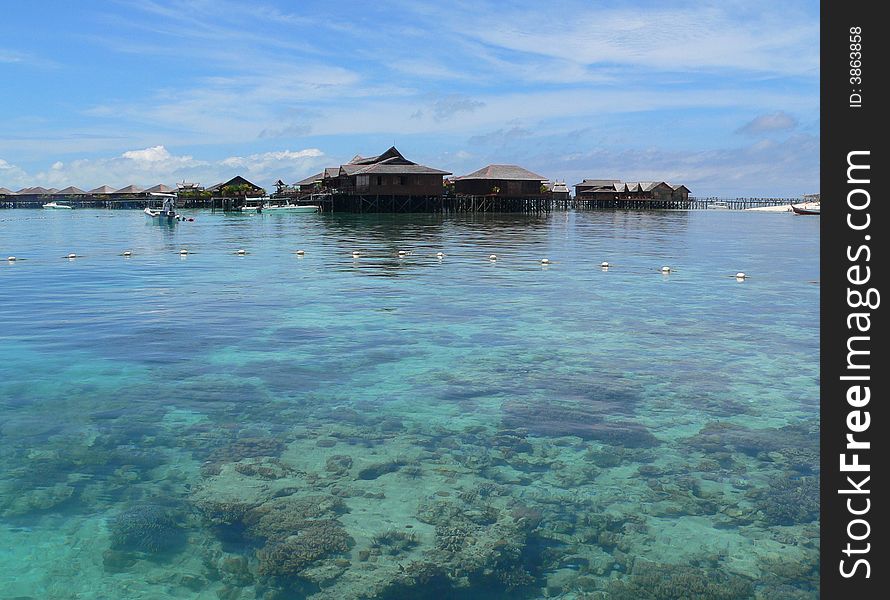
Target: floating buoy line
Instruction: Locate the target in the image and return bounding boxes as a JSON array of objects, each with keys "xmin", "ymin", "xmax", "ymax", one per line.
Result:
[{"xmin": 3, "ymin": 248, "xmax": 762, "ymax": 284}]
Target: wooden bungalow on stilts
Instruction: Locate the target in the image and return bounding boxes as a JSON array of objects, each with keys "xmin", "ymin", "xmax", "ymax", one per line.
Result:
[
  {"xmin": 294, "ymin": 147, "xmax": 451, "ymax": 212},
  {"xmin": 452, "ymin": 164, "xmax": 551, "ymax": 212},
  {"xmin": 206, "ymin": 175, "xmax": 267, "ymax": 211}
]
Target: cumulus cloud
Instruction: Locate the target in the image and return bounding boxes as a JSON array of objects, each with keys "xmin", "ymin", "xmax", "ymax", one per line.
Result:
[
  {"xmin": 0, "ymin": 158, "xmax": 30, "ymax": 188},
  {"xmin": 2, "ymin": 146, "xmax": 328, "ymax": 190},
  {"xmin": 468, "ymin": 125, "xmax": 533, "ymax": 147},
  {"xmin": 430, "ymin": 94, "xmax": 485, "ymax": 121},
  {"xmin": 736, "ymin": 111, "xmax": 798, "ymax": 135}
]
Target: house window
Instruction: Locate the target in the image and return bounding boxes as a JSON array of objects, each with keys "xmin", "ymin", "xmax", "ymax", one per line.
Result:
[
  {"xmin": 399, "ymin": 176, "xmax": 406, "ymax": 185},
  {"xmin": 377, "ymin": 176, "xmax": 382, "ymax": 186},
  {"xmin": 357, "ymin": 175, "xmax": 370, "ymax": 190}
]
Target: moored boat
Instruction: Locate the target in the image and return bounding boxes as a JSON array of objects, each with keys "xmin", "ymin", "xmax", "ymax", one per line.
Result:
[
  {"xmin": 144, "ymin": 207, "xmax": 190, "ymax": 222},
  {"xmin": 263, "ymin": 203, "xmax": 319, "ymax": 213},
  {"xmin": 790, "ymin": 203, "xmax": 820, "ymax": 215},
  {"xmin": 42, "ymin": 201, "xmax": 73, "ymax": 209},
  {"xmin": 145, "ymin": 193, "xmax": 192, "ymax": 222}
]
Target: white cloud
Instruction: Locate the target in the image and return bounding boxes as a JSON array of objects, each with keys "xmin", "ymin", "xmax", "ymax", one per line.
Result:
[
  {"xmin": 736, "ymin": 111, "xmax": 799, "ymax": 135},
  {"xmin": 0, "ymin": 159, "xmax": 30, "ymax": 188},
  {"xmin": 2, "ymin": 146, "xmax": 327, "ymax": 190}
]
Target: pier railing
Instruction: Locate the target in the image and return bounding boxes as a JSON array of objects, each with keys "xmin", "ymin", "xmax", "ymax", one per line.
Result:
[
  {"xmin": 1, "ymin": 194, "xmax": 803, "ymax": 212},
  {"xmin": 688, "ymin": 197, "xmax": 798, "ymax": 210}
]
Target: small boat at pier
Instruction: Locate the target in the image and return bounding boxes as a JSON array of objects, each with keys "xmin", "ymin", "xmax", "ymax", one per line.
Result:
[
  {"xmin": 263, "ymin": 203, "xmax": 319, "ymax": 213},
  {"xmin": 144, "ymin": 207, "xmax": 191, "ymax": 222},
  {"xmin": 238, "ymin": 196, "xmax": 269, "ymax": 213},
  {"xmin": 790, "ymin": 203, "xmax": 820, "ymax": 215},
  {"xmin": 145, "ymin": 193, "xmax": 192, "ymax": 222},
  {"xmin": 42, "ymin": 201, "xmax": 73, "ymax": 209}
]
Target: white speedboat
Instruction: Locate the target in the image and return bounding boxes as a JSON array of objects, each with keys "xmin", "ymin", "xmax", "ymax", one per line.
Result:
[
  {"xmin": 42, "ymin": 201, "xmax": 73, "ymax": 209},
  {"xmin": 144, "ymin": 207, "xmax": 192, "ymax": 222},
  {"xmin": 791, "ymin": 202, "xmax": 820, "ymax": 215},
  {"xmin": 263, "ymin": 203, "xmax": 319, "ymax": 213}
]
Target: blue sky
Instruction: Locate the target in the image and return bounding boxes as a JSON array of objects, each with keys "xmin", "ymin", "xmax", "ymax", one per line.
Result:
[{"xmin": 1, "ymin": 0, "xmax": 819, "ymax": 196}]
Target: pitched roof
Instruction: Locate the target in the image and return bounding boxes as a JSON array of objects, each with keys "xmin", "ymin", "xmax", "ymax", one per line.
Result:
[
  {"xmin": 667, "ymin": 183, "xmax": 690, "ymax": 191},
  {"xmin": 145, "ymin": 184, "xmax": 174, "ymax": 193},
  {"xmin": 340, "ymin": 161, "xmax": 451, "ymax": 176},
  {"xmin": 457, "ymin": 164, "xmax": 547, "ymax": 181},
  {"xmin": 88, "ymin": 185, "xmax": 116, "ymax": 194},
  {"xmin": 348, "ymin": 146, "xmax": 412, "ymax": 166},
  {"xmin": 0, "ymin": 187, "xmax": 13, "ymax": 195},
  {"xmin": 57, "ymin": 186, "xmax": 86, "ymax": 194},
  {"xmin": 574, "ymin": 179, "xmax": 621, "ymax": 188},
  {"xmin": 22, "ymin": 186, "xmax": 51, "ymax": 194},
  {"xmin": 206, "ymin": 175, "xmax": 266, "ymax": 192},
  {"xmin": 295, "ymin": 172, "xmax": 324, "ymax": 186},
  {"xmin": 113, "ymin": 185, "xmax": 144, "ymax": 194}
]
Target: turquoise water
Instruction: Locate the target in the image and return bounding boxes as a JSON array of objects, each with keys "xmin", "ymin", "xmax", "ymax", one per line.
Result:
[{"xmin": 0, "ymin": 209, "xmax": 819, "ymax": 599}]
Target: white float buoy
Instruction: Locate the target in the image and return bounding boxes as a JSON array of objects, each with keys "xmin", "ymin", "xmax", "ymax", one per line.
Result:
[
  {"xmin": 352, "ymin": 251, "xmax": 361, "ymax": 257},
  {"xmin": 601, "ymin": 261, "xmax": 610, "ymax": 268},
  {"xmin": 122, "ymin": 251, "xmax": 132, "ymax": 257},
  {"xmin": 436, "ymin": 252, "xmax": 445, "ymax": 258},
  {"xmin": 489, "ymin": 254, "xmax": 497, "ymax": 260},
  {"xmin": 398, "ymin": 250, "xmax": 408, "ymax": 256},
  {"xmin": 661, "ymin": 266, "xmax": 671, "ymax": 273},
  {"xmin": 735, "ymin": 272, "xmax": 747, "ymax": 280},
  {"xmin": 236, "ymin": 249, "xmax": 246, "ymax": 255},
  {"xmin": 7, "ymin": 256, "xmax": 16, "ymax": 262},
  {"xmin": 67, "ymin": 253, "xmax": 77, "ymax": 259},
  {"xmin": 296, "ymin": 249, "xmax": 305, "ymax": 255},
  {"xmin": 541, "ymin": 258, "xmax": 551, "ymax": 264},
  {"xmin": 180, "ymin": 249, "xmax": 189, "ymax": 255}
]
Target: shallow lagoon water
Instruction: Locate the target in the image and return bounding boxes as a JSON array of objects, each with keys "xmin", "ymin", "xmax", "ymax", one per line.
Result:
[{"xmin": 0, "ymin": 209, "xmax": 819, "ymax": 599}]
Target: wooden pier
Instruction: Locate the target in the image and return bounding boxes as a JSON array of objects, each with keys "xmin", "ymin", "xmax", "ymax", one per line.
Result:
[{"xmin": 2, "ymin": 193, "xmax": 803, "ymax": 213}]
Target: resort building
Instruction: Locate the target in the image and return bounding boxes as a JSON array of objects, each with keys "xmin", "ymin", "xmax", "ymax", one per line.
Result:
[
  {"xmin": 547, "ymin": 181, "xmax": 571, "ymax": 201},
  {"xmin": 574, "ymin": 179, "xmax": 622, "ymax": 197},
  {"xmin": 574, "ymin": 179, "xmax": 691, "ymax": 202},
  {"xmin": 296, "ymin": 147, "xmax": 450, "ymax": 197},
  {"xmin": 572, "ymin": 178, "xmax": 692, "ymax": 208},
  {"xmin": 206, "ymin": 176, "xmax": 266, "ymax": 198},
  {"xmin": 453, "ymin": 164, "xmax": 548, "ymax": 197}
]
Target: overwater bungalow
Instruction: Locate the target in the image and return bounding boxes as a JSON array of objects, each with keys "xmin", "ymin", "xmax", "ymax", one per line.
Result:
[
  {"xmin": 290, "ymin": 147, "xmax": 450, "ymax": 212},
  {"xmin": 294, "ymin": 167, "xmax": 341, "ymax": 193},
  {"xmin": 207, "ymin": 176, "xmax": 266, "ymax": 198},
  {"xmin": 573, "ymin": 178, "xmax": 692, "ymax": 208},
  {"xmin": 574, "ymin": 179, "xmax": 622, "ymax": 197},
  {"xmin": 206, "ymin": 176, "xmax": 266, "ymax": 210},
  {"xmin": 332, "ymin": 147, "xmax": 450, "ymax": 197},
  {"xmin": 453, "ymin": 164, "xmax": 548, "ymax": 197},
  {"xmin": 669, "ymin": 183, "xmax": 690, "ymax": 202}
]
